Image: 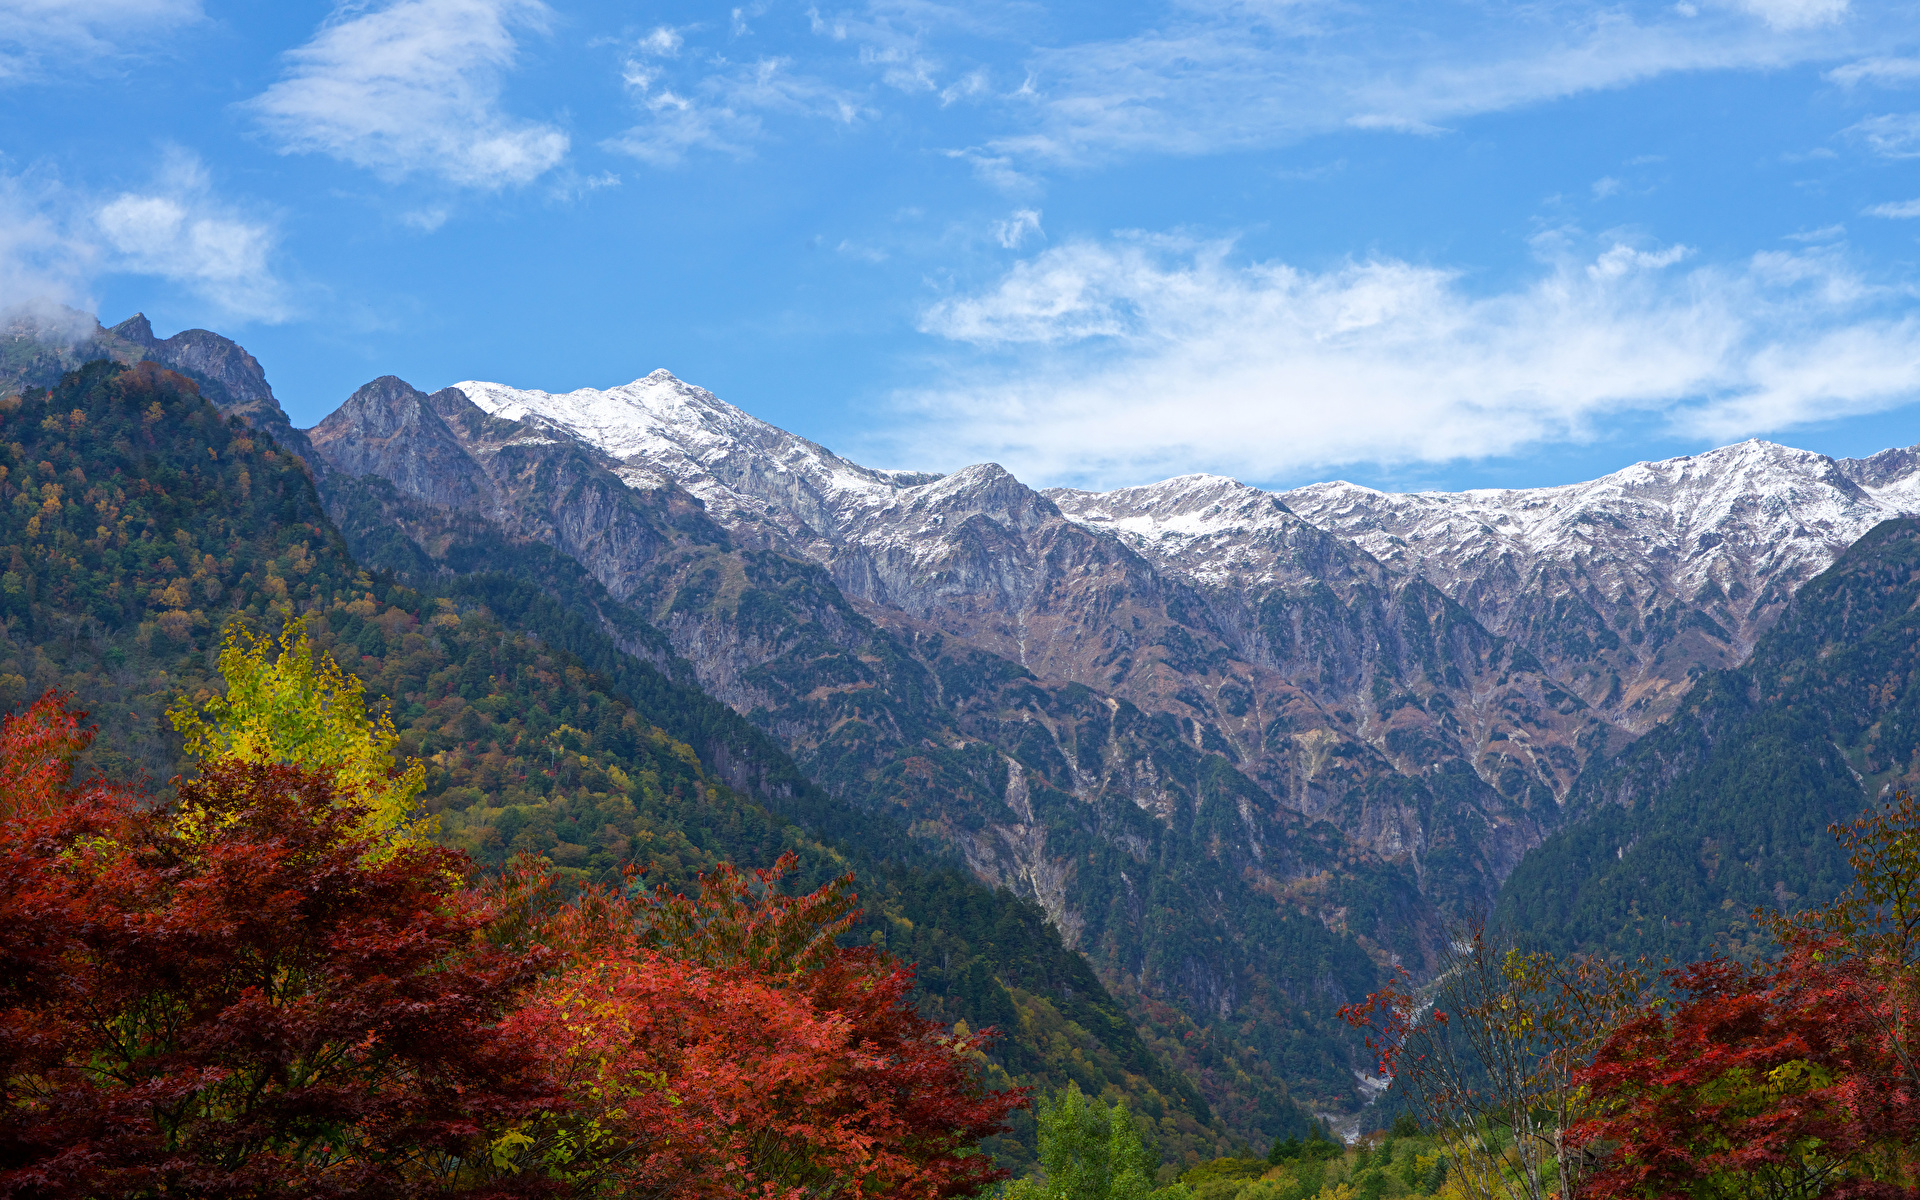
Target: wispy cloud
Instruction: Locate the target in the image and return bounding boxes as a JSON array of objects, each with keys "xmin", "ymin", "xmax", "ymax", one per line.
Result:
[
  {"xmin": 1867, "ymin": 198, "xmax": 1920, "ymax": 218},
  {"xmin": 1826, "ymin": 55, "xmax": 1920, "ymax": 87},
  {"xmin": 247, "ymin": 0, "xmax": 567, "ymax": 189},
  {"xmin": 606, "ymin": 32, "xmax": 865, "ymax": 166},
  {"xmin": 1728, "ymin": 0, "xmax": 1849, "ymax": 31},
  {"xmin": 1846, "ymin": 112, "xmax": 1920, "ymax": 158},
  {"xmin": 976, "ymin": 1, "xmax": 1868, "ymax": 167},
  {"xmin": 898, "ymin": 232, "xmax": 1920, "ymax": 487},
  {"xmin": 993, "ymin": 208, "xmax": 1042, "ymax": 248},
  {"xmin": 0, "ymin": 0, "xmax": 202, "ymax": 83},
  {"xmin": 0, "ymin": 170, "xmax": 97, "ymax": 313},
  {"xmin": 93, "ymin": 149, "xmax": 288, "ymax": 321}
]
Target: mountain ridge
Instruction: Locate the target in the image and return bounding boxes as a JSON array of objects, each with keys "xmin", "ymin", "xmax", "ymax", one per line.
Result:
[{"xmin": 16, "ymin": 312, "xmax": 1920, "ymax": 1127}]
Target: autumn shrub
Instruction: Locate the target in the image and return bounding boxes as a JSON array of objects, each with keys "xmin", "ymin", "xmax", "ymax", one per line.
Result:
[{"xmin": 1573, "ymin": 794, "xmax": 1920, "ymax": 1200}]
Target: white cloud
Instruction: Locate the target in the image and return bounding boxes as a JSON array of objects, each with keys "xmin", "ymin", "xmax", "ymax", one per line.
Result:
[
  {"xmin": 1589, "ymin": 242, "xmax": 1690, "ymax": 277},
  {"xmin": 994, "ymin": 208, "xmax": 1042, "ymax": 248},
  {"xmin": 640, "ymin": 26, "xmax": 684, "ymax": 56},
  {"xmin": 0, "ymin": 151, "xmax": 285, "ymax": 326},
  {"xmin": 1867, "ymin": 198, "xmax": 1920, "ymax": 218},
  {"xmin": 941, "ymin": 68, "xmax": 990, "ymax": 106},
  {"xmin": 1846, "ymin": 112, "xmax": 1920, "ymax": 158},
  {"xmin": 93, "ymin": 149, "xmax": 288, "ymax": 321},
  {"xmin": 0, "ymin": 170, "xmax": 97, "ymax": 314},
  {"xmin": 1827, "ymin": 55, "xmax": 1920, "ymax": 87},
  {"xmin": 246, "ymin": 0, "xmax": 567, "ymax": 189},
  {"xmin": 0, "ymin": 0, "xmax": 201, "ymax": 82},
  {"xmin": 898, "ymin": 233, "xmax": 1920, "ymax": 486}
]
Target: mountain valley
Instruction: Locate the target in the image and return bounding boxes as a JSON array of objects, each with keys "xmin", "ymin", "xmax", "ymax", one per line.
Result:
[{"xmin": 8, "ymin": 312, "xmax": 1920, "ymax": 1150}]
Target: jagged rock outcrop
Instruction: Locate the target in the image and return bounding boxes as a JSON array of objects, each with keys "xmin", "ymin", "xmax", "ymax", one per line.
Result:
[
  {"xmin": 310, "ymin": 377, "xmax": 493, "ymax": 512},
  {"xmin": 106, "ymin": 313, "xmax": 321, "ymax": 469}
]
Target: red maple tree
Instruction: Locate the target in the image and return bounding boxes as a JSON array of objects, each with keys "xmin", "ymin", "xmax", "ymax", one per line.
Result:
[
  {"xmin": 1573, "ymin": 796, "xmax": 1920, "ymax": 1200},
  {"xmin": 496, "ymin": 852, "xmax": 1027, "ymax": 1200},
  {"xmin": 0, "ymin": 691, "xmax": 1024, "ymax": 1196},
  {"xmin": 1573, "ymin": 949, "xmax": 1919, "ymax": 1200},
  {"xmin": 0, "ymin": 692, "xmax": 562, "ymax": 1199}
]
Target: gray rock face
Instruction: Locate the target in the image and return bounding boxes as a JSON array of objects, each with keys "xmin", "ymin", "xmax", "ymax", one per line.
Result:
[
  {"xmin": 108, "ymin": 314, "xmax": 274, "ymax": 410},
  {"xmin": 307, "ymin": 372, "xmax": 1444, "ymax": 1096},
  {"xmin": 313, "ymin": 371, "xmax": 1614, "ymax": 951},
  {"xmin": 2, "ymin": 308, "xmax": 322, "ymax": 472},
  {"xmin": 310, "ymin": 377, "xmax": 492, "ymax": 512},
  {"xmin": 447, "ymin": 375, "xmax": 1602, "ymax": 825}
]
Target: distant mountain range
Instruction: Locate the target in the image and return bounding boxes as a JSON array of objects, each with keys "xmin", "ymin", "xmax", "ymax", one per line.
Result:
[{"xmin": 9, "ymin": 311, "xmax": 1919, "ymax": 1127}]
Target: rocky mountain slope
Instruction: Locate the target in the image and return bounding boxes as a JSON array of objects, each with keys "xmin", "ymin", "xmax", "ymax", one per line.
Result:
[
  {"xmin": 310, "ymin": 374, "xmax": 1397, "ymax": 1113},
  {"xmin": 442, "ymin": 375, "xmax": 1599, "ymax": 877},
  {"xmin": 302, "ymin": 365, "xmax": 1919, "ymax": 1114},
  {"xmin": 1, "ymin": 307, "xmax": 318, "ymax": 464}
]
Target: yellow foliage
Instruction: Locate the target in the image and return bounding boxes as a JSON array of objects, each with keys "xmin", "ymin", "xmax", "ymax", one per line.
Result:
[{"xmin": 168, "ymin": 618, "xmax": 432, "ymax": 854}]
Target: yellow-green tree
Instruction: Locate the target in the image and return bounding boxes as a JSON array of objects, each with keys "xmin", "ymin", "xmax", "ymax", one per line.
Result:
[{"xmin": 169, "ymin": 618, "xmax": 430, "ymax": 852}]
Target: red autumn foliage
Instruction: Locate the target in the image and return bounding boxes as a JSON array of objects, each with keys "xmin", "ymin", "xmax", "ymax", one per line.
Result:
[
  {"xmin": 495, "ymin": 853, "xmax": 1027, "ymax": 1200},
  {"xmin": 1573, "ymin": 947, "xmax": 1920, "ymax": 1200},
  {"xmin": 0, "ymin": 692, "xmax": 1024, "ymax": 1197},
  {"xmin": 0, "ymin": 691, "xmax": 562, "ymax": 1199}
]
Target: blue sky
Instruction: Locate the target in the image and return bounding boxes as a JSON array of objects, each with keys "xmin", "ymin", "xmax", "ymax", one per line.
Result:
[{"xmin": 3, "ymin": 0, "xmax": 1919, "ymax": 492}]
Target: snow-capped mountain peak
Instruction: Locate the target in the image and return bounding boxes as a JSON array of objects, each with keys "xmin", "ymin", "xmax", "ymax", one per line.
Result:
[{"xmin": 451, "ymin": 372, "xmax": 925, "ymax": 539}]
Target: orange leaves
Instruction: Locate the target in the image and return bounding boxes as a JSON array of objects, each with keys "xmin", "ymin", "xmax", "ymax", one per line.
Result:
[
  {"xmin": 513, "ymin": 951, "xmax": 871, "ymax": 1197},
  {"xmin": 502, "ymin": 852, "xmax": 1025, "ymax": 1200}
]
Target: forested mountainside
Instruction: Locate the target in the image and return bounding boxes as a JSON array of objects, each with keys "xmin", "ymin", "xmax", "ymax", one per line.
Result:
[
  {"xmin": 1495, "ymin": 518, "xmax": 1920, "ymax": 963},
  {"xmin": 0, "ymin": 359, "xmax": 1321, "ymax": 1167},
  {"xmin": 0, "ymin": 306, "xmax": 320, "ymax": 467}
]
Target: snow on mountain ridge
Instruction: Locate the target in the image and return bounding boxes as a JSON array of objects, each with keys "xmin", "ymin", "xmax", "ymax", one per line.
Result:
[
  {"xmin": 1281, "ymin": 439, "xmax": 1906, "ymax": 611},
  {"xmin": 448, "ymin": 373, "xmax": 1919, "ymax": 617},
  {"xmin": 449, "ymin": 372, "xmax": 1920, "ymax": 628},
  {"xmin": 1045, "ymin": 474, "xmax": 1332, "ymax": 589},
  {"xmin": 452, "ymin": 371, "xmax": 943, "ymax": 548}
]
